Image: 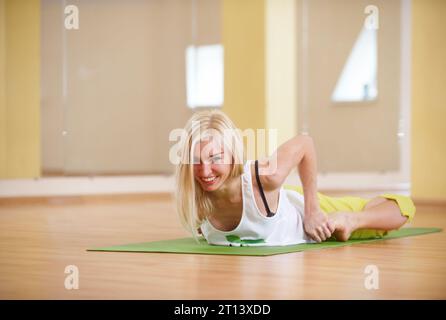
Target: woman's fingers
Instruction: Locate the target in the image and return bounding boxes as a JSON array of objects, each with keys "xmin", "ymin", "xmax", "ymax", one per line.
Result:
[
  {"xmin": 317, "ymin": 226, "xmax": 327, "ymax": 241},
  {"xmin": 322, "ymin": 225, "xmax": 332, "ymax": 239},
  {"xmin": 314, "ymin": 224, "xmax": 332, "ymax": 242},
  {"xmin": 304, "ymin": 213, "xmax": 334, "ymax": 242},
  {"xmin": 327, "ymin": 221, "xmax": 335, "ymax": 234},
  {"xmin": 311, "ymin": 231, "xmax": 322, "ymax": 243}
]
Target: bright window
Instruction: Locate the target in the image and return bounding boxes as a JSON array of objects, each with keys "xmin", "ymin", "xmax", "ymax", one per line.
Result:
[
  {"xmin": 186, "ymin": 44, "xmax": 224, "ymax": 108},
  {"xmin": 332, "ymin": 28, "xmax": 377, "ymax": 102}
]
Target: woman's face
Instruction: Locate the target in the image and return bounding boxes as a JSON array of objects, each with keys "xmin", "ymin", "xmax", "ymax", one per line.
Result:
[{"xmin": 192, "ymin": 136, "xmax": 233, "ymax": 192}]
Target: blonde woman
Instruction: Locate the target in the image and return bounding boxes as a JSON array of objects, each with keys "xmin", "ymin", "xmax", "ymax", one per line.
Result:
[{"xmin": 174, "ymin": 109, "xmax": 415, "ymax": 246}]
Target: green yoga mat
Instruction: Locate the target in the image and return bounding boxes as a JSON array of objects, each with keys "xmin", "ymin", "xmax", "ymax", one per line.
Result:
[{"xmin": 88, "ymin": 227, "xmax": 441, "ymax": 256}]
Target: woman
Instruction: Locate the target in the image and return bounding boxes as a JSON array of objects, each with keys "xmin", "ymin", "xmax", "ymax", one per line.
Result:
[{"xmin": 174, "ymin": 109, "xmax": 415, "ymax": 246}]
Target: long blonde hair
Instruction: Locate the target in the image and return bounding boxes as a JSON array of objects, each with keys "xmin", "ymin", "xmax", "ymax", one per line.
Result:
[{"xmin": 174, "ymin": 109, "xmax": 244, "ymax": 243}]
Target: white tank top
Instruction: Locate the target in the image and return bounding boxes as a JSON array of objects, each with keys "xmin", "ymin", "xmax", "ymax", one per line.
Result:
[{"xmin": 200, "ymin": 160, "xmax": 314, "ymax": 246}]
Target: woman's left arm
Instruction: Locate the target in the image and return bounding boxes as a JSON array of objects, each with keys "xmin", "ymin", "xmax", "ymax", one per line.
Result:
[{"xmin": 257, "ymin": 135, "xmax": 334, "ymax": 242}]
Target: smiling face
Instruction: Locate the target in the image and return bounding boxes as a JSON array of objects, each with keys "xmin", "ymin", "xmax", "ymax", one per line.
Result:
[{"xmin": 192, "ymin": 135, "xmax": 233, "ymax": 192}]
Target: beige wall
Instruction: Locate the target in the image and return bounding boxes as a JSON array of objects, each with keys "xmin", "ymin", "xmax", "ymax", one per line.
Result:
[
  {"xmin": 0, "ymin": 0, "xmax": 41, "ymax": 179},
  {"xmin": 42, "ymin": 0, "xmax": 283, "ymax": 175},
  {"xmin": 42, "ymin": 0, "xmax": 220, "ymax": 175},
  {"xmin": 298, "ymin": 0, "xmax": 402, "ymax": 173},
  {"xmin": 411, "ymin": 0, "xmax": 446, "ymax": 200}
]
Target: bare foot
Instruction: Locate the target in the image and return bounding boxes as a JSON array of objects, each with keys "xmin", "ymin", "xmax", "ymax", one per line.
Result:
[{"xmin": 328, "ymin": 212, "xmax": 359, "ymax": 242}]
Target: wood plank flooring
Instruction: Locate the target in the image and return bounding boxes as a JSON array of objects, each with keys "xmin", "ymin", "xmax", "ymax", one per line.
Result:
[{"xmin": 0, "ymin": 193, "xmax": 444, "ymax": 299}]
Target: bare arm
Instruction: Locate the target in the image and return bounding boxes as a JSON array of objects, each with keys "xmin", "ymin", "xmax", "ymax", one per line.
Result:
[
  {"xmin": 256, "ymin": 135, "xmax": 315, "ymax": 196},
  {"xmin": 257, "ymin": 135, "xmax": 333, "ymax": 242},
  {"xmin": 297, "ymin": 136, "xmax": 319, "ymax": 217}
]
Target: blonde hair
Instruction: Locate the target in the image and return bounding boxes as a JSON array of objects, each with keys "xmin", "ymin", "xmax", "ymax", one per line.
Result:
[{"xmin": 174, "ymin": 109, "xmax": 244, "ymax": 243}]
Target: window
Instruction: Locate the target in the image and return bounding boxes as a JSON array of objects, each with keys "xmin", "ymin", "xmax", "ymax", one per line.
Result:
[
  {"xmin": 186, "ymin": 44, "xmax": 224, "ymax": 108},
  {"xmin": 331, "ymin": 27, "xmax": 377, "ymax": 102}
]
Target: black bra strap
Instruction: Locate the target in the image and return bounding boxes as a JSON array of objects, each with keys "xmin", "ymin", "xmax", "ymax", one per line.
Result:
[{"xmin": 254, "ymin": 160, "xmax": 275, "ymax": 217}]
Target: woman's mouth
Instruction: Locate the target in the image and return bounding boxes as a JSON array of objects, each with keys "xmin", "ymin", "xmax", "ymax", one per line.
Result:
[{"xmin": 201, "ymin": 176, "xmax": 219, "ymax": 185}]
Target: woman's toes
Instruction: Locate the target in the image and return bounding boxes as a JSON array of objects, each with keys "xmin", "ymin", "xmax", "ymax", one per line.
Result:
[
  {"xmin": 329, "ymin": 212, "xmax": 356, "ymax": 241},
  {"xmin": 334, "ymin": 229, "xmax": 350, "ymax": 242}
]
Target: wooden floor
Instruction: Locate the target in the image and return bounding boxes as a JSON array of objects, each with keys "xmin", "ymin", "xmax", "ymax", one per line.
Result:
[{"xmin": 0, "ymin": 192, "xmax": 445, "ymax": 299}]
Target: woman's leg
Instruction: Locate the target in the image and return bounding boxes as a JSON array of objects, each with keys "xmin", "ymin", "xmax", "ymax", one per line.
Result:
[
  {"xmin": 282, "ymin": 185, "xmax": 415, "ymax": 241},
  {"xmin": 328, "ymin": 197, "xmax": 409, "ymax": 241}
]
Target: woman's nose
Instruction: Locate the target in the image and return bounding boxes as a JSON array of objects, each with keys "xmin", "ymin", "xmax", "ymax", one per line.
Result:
[{"xmin": 200, "ymin": 163, "xmax": 213, "ymax": 176}]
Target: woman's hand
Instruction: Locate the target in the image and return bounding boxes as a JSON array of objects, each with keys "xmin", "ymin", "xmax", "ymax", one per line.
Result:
[{"xmin": 304, "ymin": 210, "xmax": 334, "ymax": 242}]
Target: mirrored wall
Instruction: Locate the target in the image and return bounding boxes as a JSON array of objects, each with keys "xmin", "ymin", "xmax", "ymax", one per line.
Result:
[
  {"xmin": 40, "ymin": 0, "xmax": 410, "ymax": 186},
  {"xmin": 41, "ymin": 0, "xmax": 222, "ymax": 176},
  {"xmin": 297, "ymin": 0, "xmax": 410, "ymax": 184}
]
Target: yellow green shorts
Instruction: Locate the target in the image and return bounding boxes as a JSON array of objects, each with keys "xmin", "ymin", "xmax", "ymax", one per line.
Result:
[{"xmin": 283, "ymin": 185, "xmax": 416, "ymax": 240}]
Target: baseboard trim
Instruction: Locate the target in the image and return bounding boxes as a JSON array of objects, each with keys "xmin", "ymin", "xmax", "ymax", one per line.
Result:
[
  {"xmin": 412, "ymin": 198, "xmax": 446, "ymax": 207},
  {"xmin": 0, "ymin": 174, "xmax": 412, "ymax": 198},
  {"xmin": 0, "ymin": 175, "xmax": 174, "ymax": 198},
  {"xmin": 0, "ymin": 192, "xmax": 173, "ymax": 206}
]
